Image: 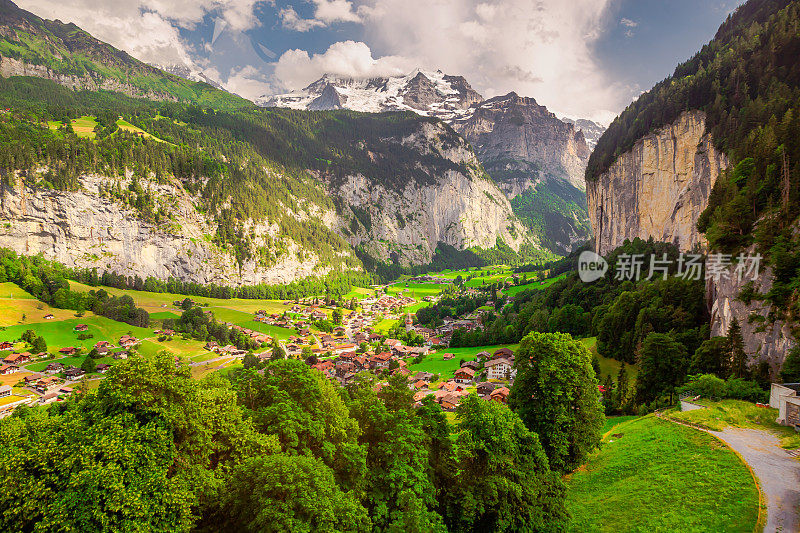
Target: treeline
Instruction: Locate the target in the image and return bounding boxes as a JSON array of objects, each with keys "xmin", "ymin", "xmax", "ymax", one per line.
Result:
[
  {"xmin": 0, "ymin": 343, "xmax": 604, "ymax": 532},
  {"xmin": 167, "ymin": 307, "xmax": 258, "ymax": 351},
  {"xmin": 86, "ymin": 290, "xmax": 149, "ymax": 328},
  {"xmin": 70, "ymin": 264, "xmax": 374, "ymax": 301}
]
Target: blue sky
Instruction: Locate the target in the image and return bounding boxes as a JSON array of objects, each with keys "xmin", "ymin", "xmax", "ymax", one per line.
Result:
[{"xmin": 19, "ymin": 0, "xmax": 744, "ymax": 123}]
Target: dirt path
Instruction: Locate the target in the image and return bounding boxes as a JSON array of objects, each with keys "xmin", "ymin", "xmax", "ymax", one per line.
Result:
[{"xmin": 709, "ymin": 428, "xmax": 800, "ymax": 533}]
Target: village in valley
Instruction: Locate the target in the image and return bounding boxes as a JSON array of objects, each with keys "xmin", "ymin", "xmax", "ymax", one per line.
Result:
[{"xmin": 0, "ymin": 267, "xmax": 546, "ymax": 417}]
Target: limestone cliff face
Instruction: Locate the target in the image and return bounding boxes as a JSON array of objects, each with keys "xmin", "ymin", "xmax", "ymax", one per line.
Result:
[
  {"xmin": 452, "ymin": 92, "xmax": 591, "ymax": 193},
  {"xmin": 0, "ymin": 175, "xmax": 333, "ymax": 286},
  {"xmin": 0, "ymin": 56, "xmax": 177, "ymax": 101},
  {"xmin": 329, "ymin": 122, "xmax": 529, "ymax": 265},
  {"xmin": 707, "ymin": 265, "xmax": 795, "ymax": 373},
  {"xmin": 588, "ymin": 111, "xmax": 728, "ymax": 256}
]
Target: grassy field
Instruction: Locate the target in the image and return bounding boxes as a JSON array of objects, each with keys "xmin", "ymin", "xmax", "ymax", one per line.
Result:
[
  {"xmin": 566, "ymin": 415, "xmax": 759, "ymax": 532},
  {"xmin": 0, "ymin": 283, "xmax": 35, "ymax": 299},
  {"xmin": 667, "ymin": 399, "xmax": 800, "ymax": 449},
  {"xmin": 0, "ymin": 315, "xmax": 154, "ymax": 352},
  {"xmin": 601, "ymin": 415, "xmax": 640, "ymax": 435},
  {"xmin": 47, "ymin": 115, "xmax": 98, "ymax": 139},
  {"xmin": 503, "ymin": 272, "xmax": 567, "ymax": 296},
  {"xmin": 408, "ymin": 344, "xmax": 518, "ymax": 380}
]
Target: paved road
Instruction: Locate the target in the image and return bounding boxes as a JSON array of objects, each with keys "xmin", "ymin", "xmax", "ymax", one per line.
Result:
[{"xmin": 709, "ymin": 427, "xmax": 800, "ymax": 533}]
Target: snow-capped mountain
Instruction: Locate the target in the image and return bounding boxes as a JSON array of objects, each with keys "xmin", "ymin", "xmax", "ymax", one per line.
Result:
[
  {"xmin": 155, "ymin": 64, "xmax": 225, "ymax": 91},
  {"xmin": 561, "ymin": 117, "xmax": 606, "ymax": 149},
  {"xmin": 256, "ymin": 69, "xmax": 482, "ymax": 121}
]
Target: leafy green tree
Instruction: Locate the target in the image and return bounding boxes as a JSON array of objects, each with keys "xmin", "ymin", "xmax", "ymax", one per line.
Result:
[
  {"xmin": 30, "ymin": 335, "xmax": 47, "ymax": 353},
  {"xmin": 508, "ymin": 332, "xmax": 604, "ymax": 472},
  {"xmin": 636, "ymin": 333, "xmax": 689, "ymax": 404},
  {"xmin": 691, "ymin": 336, "xmax": 730, "ymax": 377},
  {"xmin": 242, "ymin": 352, "xmax": 260, "ymax": 370},
  {"xmin": 210, "ymin": 455, "xmax": 370, "ymax": 533},
  {"xmin": 270, "ymin": 338, "xmax": 285, "ymax": 361},
  {"xmin": 443, "ymin": 395, "xmax": 567, "ymax": 532},
  {"xmin": 780, "ymin": 346, "xmax": 800, "ymax": 383},
  {"xmin": 80, "ymin": 355, "xmax": 96, "ymax": 374},
  {"xmin": 332, "ymin": 308, "xmax": 343, "ymax": 325}
]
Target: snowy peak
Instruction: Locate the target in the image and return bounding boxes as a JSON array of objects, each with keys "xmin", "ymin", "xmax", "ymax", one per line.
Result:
[
  {"xmin": 562, "ymin": 117, "xmax": 606, "ymax": 149},
  {"xmin": 256, "ymin": 69, "xmax": 483, "ymax": 121}
]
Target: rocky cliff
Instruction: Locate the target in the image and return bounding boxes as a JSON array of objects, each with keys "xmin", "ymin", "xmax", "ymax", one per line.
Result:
[
  {"xmin": 0, "ymin": 174, "xmax": 337, "ymax": 286},
  {"xmin": 707, "ymin": 264, "xmax": 795, "ymax": 373},
  {"xmin": 588, "ymin": 111, "xmax": 728, "ymax": 256},
  {"xmin": 453, "ymin": 92, "xmax": 591, "ymax": 192},
  {"xmin": 328, "ymin": 122, "xmax": 528, "ymax": 265}
]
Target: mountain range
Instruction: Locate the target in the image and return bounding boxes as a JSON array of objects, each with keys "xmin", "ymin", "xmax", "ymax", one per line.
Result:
[{"xmin": 259, "ymin": 69, "xmax": 604, "ymax": 254}]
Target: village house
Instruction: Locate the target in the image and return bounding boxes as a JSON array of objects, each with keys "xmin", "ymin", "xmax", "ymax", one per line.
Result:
[
  {"xmin": 64, "ymin": 367, "xmax": 85, "ymax": 380},
  {"xmin": 0, "ymin": 385, "xmax": 11, "ymax": 398},
  {"xmin": 35, "ymin": 377, "xmax": 61, "ymax": 393},
  {"xmin": 45, "ymin": 362, "xmax": 64, "ymax": 374},
  {"xmin": 493, "ymin": 347, "xmax": 514, "ymax": 359},
  {"xmin": 4, "ymin": 352, "xmax": 31, "ymax": 365},
  {"xmin": 0, "ymin": 341, "xmax": 13, "ymax": 350},
  {"xmin": 453, "ymin": 367, "xmax": 475, "ymax": 384},
  {"xmin": 0, "ymin": 364, "xmax": 18, "ymax": 375},
  {"xmin": 95, "ymin": 363, "xmax": 111, "ymax": 373},
  {"xmin": 485, "ymin": 358, "xmax": 512, "ymax": 380},
  {"xmin": 475, "ymin": 350, "xmax": 491, "ymax": 361},
  {"xmin": 74, "ymin": 324, "xmax": 89, "ymax": 332},
  {"xmin": 59, "ymin": 347, "xmax": 79, "ymax": 356},
  {"xmin": 461, "ymin": 360, "xmax": 481, "ymax": 371},
  {"xmin": 370, "ymin": 352, "xmax": 392, "ymax": 370},
  {"xmin": 490, "ymin": 387, "xmax": 510, "ymax": 404},
  {"xmin": 442, "ymin": 353, "xmax": 454, "ymax": 360},
  {"xmin": 413, "ymin": 371, "xmax": 435, "ymax": 382},
  {"xmin": 59, "ymin": 386, "xmax": 74, "ymax": 397},
  {"xmin": 39, "ymin": 392, "xmax": 59, "ymax": 405},
  {"xmin": 44, "ymin": 314, "xmax": 54, "ymax": 320},
  {"xmin": 441, "ymin": 393, "xmax": 460, "ymax": 410},
  {"xmin": 94, "ymin": 341, "xmax": 112, "ymax": 355},
  {"xmin": 476, "ymin": 382, "xmax": 496, "ymax": 396},
  {"xmin": 119, "ymin": 335, "xmax": 139, "ymax": 348},
  {"xmin": 23, "ymin": 373, "xmax": 42, "ymax": 385}
]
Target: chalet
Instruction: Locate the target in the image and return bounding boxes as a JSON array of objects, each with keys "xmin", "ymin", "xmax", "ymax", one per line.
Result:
[
  {"xmin": 58, "ymin": 386, "xmax": 74, "ymax": 397},
  {"xmin": 384, "ymin": 339, "xmax": 402, "ymax": 348},
  {"xmin": 412, "ymin": 380, "xmax": 428, "ymax": 390},
  {"xmin": 0, "ymin": 364, "xmax": 18, "ymax": 375},
  {"xmin": 370, "ymin": 352, "xmax": 392, "ymax": 370},
  {"xmin": 0, "ymin": 341, "xmax": 12, "ymax": 350},
  {"xmin": 113, "ymin": 351, "xmax": 129, "ymax": 360},
  {"xmin": 413, "ymin": 371, "xmax": 435, "ymax": 382},
  {"xmin": 59, "ymin": 346, "xmax": 79, "ymax": 356},
  {"xmin": 442, "ymin": 353, "xmax": 454, "ymax": 360},
  {"xmin": 441, "ymin": 393, "xmax": 460, "ymax": 410},
  {"xmin": 0, "ymin": 385, "xmax": 11, "ymax": 398},
  {"xmin": 39, "ymin": 392, "xmax": 59, "ymax": 404},
  {"xmin": 333, "ymin": 343, "xmax": 357, "ymax": 355},
  {"xmin": 311, "ymin": 310, "xmax": 327, "ymax": 320},
  {"xmin": 476, "ymin": 382, "xmax": 496, "ymax": 396},
  {"xmin": 461, "ymin": 360, "xmax": 481, "ymax": 371},
  {"xmin": 5, "ymin": 352, "xmax": 30, "ymax": 364},
  {"xmin": 485, "ymin": 358, "xmax": 512, "ymax": 380},
  {"xmin": 490, "ymin": 387, "xmax": 510, "ymax": 404},
  {"xmin": 204, "ymin": 341, "xmax": 219, "ymax": 351},
  {"xmin": 74, "ymin": 324, "xmax": 89, "ymax": 332},
  {"xmin": 453, "ymin": 367, "xmax": 475, "ymax": 384},
  {"xmin": 335, "ymin": 361, "xmax": 355, "ymax": 378},
  {"xmin": 45, "ymin": 362, "xmax": 64, "ymax": 374},
  {"xmin": 94, "ymin": 341, "xmax": 112, "ymax": 355},
  {"xmin": 440, "ymin": 381, "xmax": 464, "ymax": 393},
  {"xmin": 44, "ymin": 313, "xmax": 55, "ymax": 320},
  {"xmin": 23, "ymin": 373, "xmax": 42, "ymax": 384},
  {"xmin": 413, "ymin": 390, "xmax": 431, "ymax": 402},
  {"xmin": 119, "ymin": 335, "xmax": 139, "ymax": 348},
  {"xmin": 369, "ymin": 333, "xmax": 383, "ymax": 343},
  {"xmin": 353, "ymin": 356, "xmax": 368, "ymax": 371},
  {"xmin": 493, "ymin": 347, "xmax": 514, "ymax": 359},
  {"xmin": 35, "ymin": 377, "xmax": 61, "ymax": 393},
  {"xmin": 95, "ymin": 363, "xmax": 111, "ymax": 374},
  {"xmin": 63, "ymin": 367, "xmax": 85, "ymax": 380}
]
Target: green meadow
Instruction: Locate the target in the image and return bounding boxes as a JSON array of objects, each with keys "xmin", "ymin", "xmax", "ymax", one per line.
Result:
[
  {"xmin": 408, "ymin": 344, "xmax": 518, "ymax": 380},
  {"xmin": 566, "ymin": 415, "xmax": 759, "ymax": 532}
]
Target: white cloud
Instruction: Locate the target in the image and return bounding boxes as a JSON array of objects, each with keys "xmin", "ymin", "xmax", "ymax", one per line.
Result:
[
  {"xmin": 620, "ymin": 17, "xmax": 638, "ymax": 27},
  {"xmin": 273, "ymin": 40, "xmax": 413, "ymax": 89},
  {"xmin": 16, "ymin": 0, "xmax": 263, "ymax": 69},
  {"xmin": 356, "ymin": 0, "xmax": 624, "ymax": 123},
  {"xmin": 279, "ymin": 0, "xmax": 361, "ymax": 31},
  {"xmin": 224, "ymin": 64, "xmax": 274, "ymax": 99}
]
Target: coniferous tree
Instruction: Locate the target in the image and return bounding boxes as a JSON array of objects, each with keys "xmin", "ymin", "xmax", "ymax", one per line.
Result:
[{"xmin": 728, "ymin": 319, "xmax": 749, "ymax": 379}]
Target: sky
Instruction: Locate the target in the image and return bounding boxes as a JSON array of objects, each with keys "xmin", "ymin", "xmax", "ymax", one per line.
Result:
[{"xmin": 17, "ymin": 0, "xmax": 744, "ymax": 124}]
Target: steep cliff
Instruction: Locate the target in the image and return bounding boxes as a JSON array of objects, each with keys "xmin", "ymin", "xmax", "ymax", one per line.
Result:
[
  {"xmin": 707, "ymin": 264, "xmax": 795, "ymax": 373},
  {"xmin": 328, "ymin": 121, "xmax": 528, "ymax": 265},
  {"xmin": 0, "ymin": 174, "xmax": 337, "ymax": 286},
  {"xmin": 588, "ymin": 111, "xmax": 728, "ymax": 256}
]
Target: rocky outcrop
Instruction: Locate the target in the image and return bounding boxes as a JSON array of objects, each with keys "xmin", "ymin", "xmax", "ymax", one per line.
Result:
[
  {"xmin": 588, "ymin": 111, "xmax": 728, "ymax": 256},
  {"xmin": 328, "ymin": 122, "xmax": 529, "ymax": 265},
  {"xmin": 707, "ymin": 265, "xmax": 795, "ymax": 373},
  {"xmin": 0, "ymin": 56, "xmax": 177, "ymax": 101},
  {"xmin": 451, "ymin": 92, "xmax": 591, "ymax": 192},
  {"xmin": 0, "ymin": 175, "xmax": 333, "ymax": 286}
]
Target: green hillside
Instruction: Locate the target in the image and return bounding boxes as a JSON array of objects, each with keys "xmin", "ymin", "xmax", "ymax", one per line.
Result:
[{"xmin": 0, "ymin": 0, "xmax": 250, "ymax": 111}]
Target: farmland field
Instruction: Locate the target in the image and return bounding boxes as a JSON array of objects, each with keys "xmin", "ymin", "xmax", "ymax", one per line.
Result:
[
  {"xmin": 566, "ymin": 415, "xmax": 759, "ymax": 532},
  {"xmin": 503, "ymin": 272, "xmax": 567, "ymax": 295}
]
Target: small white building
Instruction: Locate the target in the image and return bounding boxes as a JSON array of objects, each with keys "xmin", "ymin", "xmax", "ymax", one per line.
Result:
[
  {"xmin": 485, "ymin": 358, "xmax": 512, "ymax": 380},
  {"xmin": 770, "ymin": 383, "xmax": 800, "ymax": 428}
]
